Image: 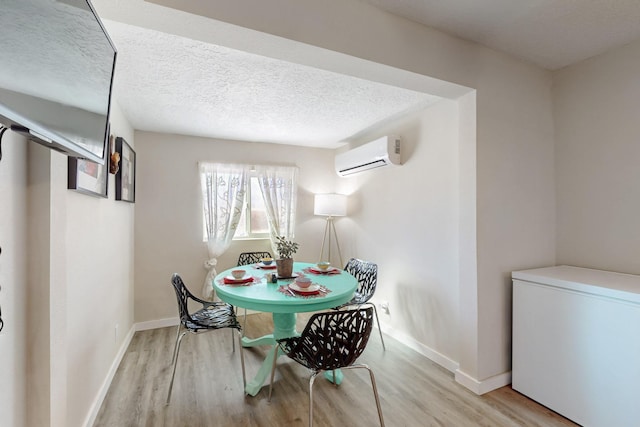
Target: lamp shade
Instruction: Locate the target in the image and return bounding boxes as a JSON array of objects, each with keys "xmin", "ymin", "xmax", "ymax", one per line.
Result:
[{"xmin": 314, "ymin": 194, "xmax": 347, "ymax": 217}]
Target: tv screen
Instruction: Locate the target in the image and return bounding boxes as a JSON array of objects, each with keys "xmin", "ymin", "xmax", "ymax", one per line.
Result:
[{"xmin": 0, "ymin": 0, "xmax": 117, "ymax": 164}]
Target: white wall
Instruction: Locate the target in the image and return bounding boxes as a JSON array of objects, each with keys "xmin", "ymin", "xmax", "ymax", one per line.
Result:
[
  {"xmin": 337, "ymin": 99, "xmax": 462, "ymax": 365},
  {"xmin": 554, "ymin": 38, "xmax": 640, "ymax": 274},
  {"xmin": 0, "ymin": 130, "xmax": 28, "ymax": 427},
  {"xmin": 63, "ymin": 102, "xmax": 136, "ymax": 427},
  {"xmin": 133, "ymin": 131, "xmax": 338, "ymax": 324}
]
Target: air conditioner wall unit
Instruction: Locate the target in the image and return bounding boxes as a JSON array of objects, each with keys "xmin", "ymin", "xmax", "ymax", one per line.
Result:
[{"xmin": 335, "ymin": 135, "xmax": 401, "ymax": 177}]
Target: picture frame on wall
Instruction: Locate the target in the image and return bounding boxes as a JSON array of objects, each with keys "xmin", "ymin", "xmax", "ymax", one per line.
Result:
[
  {"xmin": 115, "ymin": 136, "xmax": 136, "ymax": 203},
  {"xmin": 67, "ymin": 156, "xmax": 109, "ymax": 198}
]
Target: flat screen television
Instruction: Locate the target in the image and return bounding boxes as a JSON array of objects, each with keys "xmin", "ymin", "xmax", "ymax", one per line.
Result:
[{"xmin": 0, "ymin": 0, "xmax": 117, "ymax": 164}]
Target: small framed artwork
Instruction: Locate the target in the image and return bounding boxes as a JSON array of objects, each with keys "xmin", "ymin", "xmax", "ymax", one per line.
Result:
[
  {"xmin": 108, "ymin": 133, "xmax": 120, "ymax": 175},
  {"xmin": 115, "ymin": 137, "xmax": 136, "ymax": 203},
  {"xmin": 68, "ymin": 156, "xmax": 109, "ymax": 198}
]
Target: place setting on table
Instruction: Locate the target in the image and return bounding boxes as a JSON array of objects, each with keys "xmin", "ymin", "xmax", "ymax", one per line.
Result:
[
  {"xmin": 253, "ymin": 256, "xmax": 277, "ymax": 270},
  {"xmin": 277, "ymin": 275, "xmax": 331, "ymax": 298},
  {"xmin": 218, "ymin": 268, "xmax": 260, "ymax": 286},
  {"xmin": 217, "ymin": 256, "xmax": 275, "ymax": 286},
  {"xmin": 274, "ymin": 261, "xmax": 343, "ymax": 298},
  {"xmin": 302, "ymin": 261, "xmax": 341, "ymax": 275}
]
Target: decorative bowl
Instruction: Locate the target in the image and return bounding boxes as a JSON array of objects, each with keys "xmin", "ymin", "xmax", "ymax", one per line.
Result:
[
  {"xmin": 261, "ymin": 257, "xmax": 274, "ymax": 265},
  {"xmin": 316, "ymin": 261, "xmax": 331, "ymax": 271},
  {"xmin": 295, "ymin": 276, "xmax": 312, "ymax": 288},
  {"xmin": 231, "ymin": 269, "xmax": 245, "ymax": 279}
]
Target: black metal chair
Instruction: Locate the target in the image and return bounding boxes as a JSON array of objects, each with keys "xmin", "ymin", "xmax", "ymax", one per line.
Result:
[
  {"xmin": 237, "ymin": 251, "xmax": 272, "ymax": 334},
  {"xmin": 167, "ymin": 273, "xmax": 246, "ymax": 405},
  {"xmin": 268, "ymin": 307, "xmax": 384, "ymax": 426},
  {"xmin": 334, "ymin": 258, "xmax": 385, "ymax": 350}
]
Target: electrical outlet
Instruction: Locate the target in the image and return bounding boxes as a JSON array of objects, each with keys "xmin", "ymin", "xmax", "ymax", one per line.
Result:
[{"xmin": 379, "ymin": 301, "xmax": 390, "ymax": 315}]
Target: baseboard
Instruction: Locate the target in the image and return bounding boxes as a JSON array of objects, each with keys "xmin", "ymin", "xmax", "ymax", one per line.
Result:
[
  {"xmin": 380, "ymin": 323, "xmax": 459, "ymax": 373},
  {"xmin": 135, "ymin": 316, "xmax": 179, "ymax": 331},
  {"xmin": 454, "ymin": 369, "xmax": 512, "ymax": 395},
  {"xmin": 82, "ymin": 325, "xmax": 136, "ymax": 427},
  {"xmin": 381, "ymin": 323, "xmax": 511, "ymax": 395}
]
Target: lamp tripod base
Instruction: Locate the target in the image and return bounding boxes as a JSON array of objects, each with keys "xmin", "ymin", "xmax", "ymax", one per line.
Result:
[{"xmin": 318, "ymin": 216, "xmax": 343, "ymax": 268}]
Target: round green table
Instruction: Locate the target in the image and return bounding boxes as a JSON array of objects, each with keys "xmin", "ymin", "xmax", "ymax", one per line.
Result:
[{"xmin": 214, "ymin": 262, "xmax": 357, "ymax": 396}]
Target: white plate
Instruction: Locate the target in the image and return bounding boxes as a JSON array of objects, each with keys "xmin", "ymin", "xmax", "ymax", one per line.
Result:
[
  {"xmin": 289, "ymin": 282, "xmax": 320, "ymax": 293},
  {"xmin": 257, "ymin": 262, "xmax": 276, "ymax": 268},
  {"xmin": 225, "ymin": 275, "xmax": 249, "ymax": 282},
  {"xmin": 277, "ymin": 272, "xmax": 299, "ymax": 280}
]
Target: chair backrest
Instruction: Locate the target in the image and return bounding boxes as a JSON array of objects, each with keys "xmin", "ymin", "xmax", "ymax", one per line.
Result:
[
  {"xmin": 344, "ymin": 258, "xmax": 378, "ymax": 302},
  {"xmin": 295, "ymin": 307, "xmax": 374, "ymax": 371},
  {"xmin": 171, "ymin": 273, "xmax": 195, "ymax": 323},
  {"xmin": 237, "ymin": 251, "xmax": 272, "ymax": 266}
]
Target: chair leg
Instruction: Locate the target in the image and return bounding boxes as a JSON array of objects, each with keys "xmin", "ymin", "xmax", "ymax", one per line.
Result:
[
  {"xmin": 308, "ymin": 371, "xmax": 320, "ymax": 427},
  {"xmin": 345, "ymin": 364, "xmax": 385, "ymax": 427},
  {"xmin": 365, "ymin": 366, "xmax": 385, "ymax": 427},
  {"xmin": 166, "ymin": 330, "xmax": 188, "ymax": 405},
  {"xmin": 171, "ymin": 324, "xmax": 182, "ymax": 365},
  {"xmin": 369, "ymin": 303, "xmax": 386, "ymax": 351}
]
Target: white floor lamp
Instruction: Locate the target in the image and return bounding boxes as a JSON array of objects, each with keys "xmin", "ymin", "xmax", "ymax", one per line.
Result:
[{"xmin": 314, "ymin": 194, "xmax": 347, "ymax": 268}]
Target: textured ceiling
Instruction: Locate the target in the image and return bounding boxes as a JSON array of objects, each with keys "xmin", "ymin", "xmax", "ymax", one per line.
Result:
[
  {"xmin": 366, "ymin": 0, "xmax": 640, "ymax": 70},
  {"xmin": 95, "ymin": 0, "xmax": 640, "ymax": 148},
  {"xmin": 104, "ymin": 20, "xmax": 439, "ymax": 148}
]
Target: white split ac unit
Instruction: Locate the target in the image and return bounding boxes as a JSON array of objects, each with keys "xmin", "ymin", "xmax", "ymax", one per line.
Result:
[{"xmin": 334, "ymin": 135, "xmax": 401, "ymax": 177}]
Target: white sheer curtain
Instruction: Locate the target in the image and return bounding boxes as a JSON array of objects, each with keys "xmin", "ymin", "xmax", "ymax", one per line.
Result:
[
  {"xmin": 200, "ymin": 162, "xmax": 248, "ymax": 299},
  {"xmin": 255, "ymin": 165, "xmax": 298, "ymax": 255}
]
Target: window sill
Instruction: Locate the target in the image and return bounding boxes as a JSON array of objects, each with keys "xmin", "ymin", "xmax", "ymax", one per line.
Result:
[{"xmin": 232, "ymin": 236, "xmax": 271, "ymax": 241}]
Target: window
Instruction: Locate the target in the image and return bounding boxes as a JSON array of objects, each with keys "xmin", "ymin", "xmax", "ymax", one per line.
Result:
[
  {"xmin": 200, "ymin": 163, "xmax": 298, "ymax": 243},
  {"xmin": 234, "ymin": 174, "xmax": 270, "ymax": 239}
]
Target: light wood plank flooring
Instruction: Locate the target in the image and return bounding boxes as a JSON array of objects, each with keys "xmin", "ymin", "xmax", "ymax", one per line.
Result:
[{"xmin": 94, "ymin": 313, "xmax": 577, "ymax": 427}]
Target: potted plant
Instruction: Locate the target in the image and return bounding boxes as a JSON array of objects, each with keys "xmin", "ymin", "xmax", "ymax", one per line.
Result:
[{"xmin": 275, "ymin": 235, "xmax": 299, "ymax": 278}]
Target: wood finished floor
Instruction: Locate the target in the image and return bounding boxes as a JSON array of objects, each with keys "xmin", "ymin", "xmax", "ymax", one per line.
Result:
[{"xmin": 93, "ymin": 313, "xmax": 577, "ymax": 427}]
